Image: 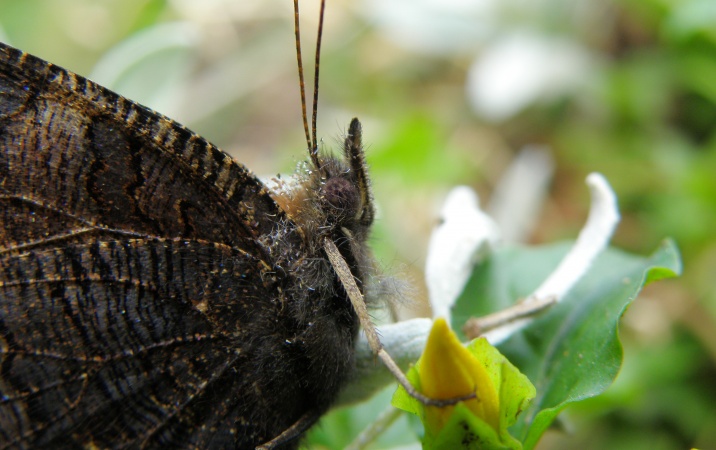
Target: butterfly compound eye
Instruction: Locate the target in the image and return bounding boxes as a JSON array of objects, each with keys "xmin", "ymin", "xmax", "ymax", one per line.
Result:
[{"xmin": 323, "ymin": 176, "xmax": 360, "ymax": 222}]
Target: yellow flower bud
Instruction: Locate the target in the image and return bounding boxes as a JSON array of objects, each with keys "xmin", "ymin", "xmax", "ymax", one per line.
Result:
[
  {"xmin": 419, "ymin": 318, "xmax": 500, "ymax": 433},
  {"xmin": 392, "ymin": 317, "xmax": 535, "ymax": 449}
]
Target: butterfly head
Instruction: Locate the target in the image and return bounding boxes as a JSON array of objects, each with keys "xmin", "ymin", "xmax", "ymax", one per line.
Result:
[{"xmin": 272, "ymin": 117, "xmax": 374, "ymax": 247}]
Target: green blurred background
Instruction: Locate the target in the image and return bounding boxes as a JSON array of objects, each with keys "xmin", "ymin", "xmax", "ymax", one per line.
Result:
[{"xmin": 1, "ymin": 0, "xmax": 713, "ymax": 448}]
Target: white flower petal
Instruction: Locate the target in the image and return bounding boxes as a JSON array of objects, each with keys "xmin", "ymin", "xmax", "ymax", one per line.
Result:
[
  {"xmin": 362, "ymin": 0, "xmax": 497, "ymax": 55},
  {"xmin": 484, "ymin": 172, "xmax": 620, "ymax": 344},
  {"xmin": 426, "ymin": 186, "xmax": 500, "ymax": 321},
  {"xmin": 487, "ymin": 145, "xmax": 554, "ymax": 242},
  {"xmin": 467, "ymin": 33, "xmax": 594, "ymax": 122}
]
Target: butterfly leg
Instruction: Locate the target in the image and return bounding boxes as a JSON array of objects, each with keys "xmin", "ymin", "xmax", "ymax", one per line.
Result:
[{"xmin": 256, "ymin": 409, "xmax": 321, "ymax": 450}]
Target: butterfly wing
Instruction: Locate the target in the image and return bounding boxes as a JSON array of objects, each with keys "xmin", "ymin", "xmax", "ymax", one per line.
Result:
[
  {"xmin": 0, "ymin": 42, "xmax": 282, "ymax": 252},
  {"xmin": 0, "ymin": 239, "xmax": 277, "ymax": 448},
  {"xmin": 0, "ymin": 42, "xmax": 305, "ymax": 448}
]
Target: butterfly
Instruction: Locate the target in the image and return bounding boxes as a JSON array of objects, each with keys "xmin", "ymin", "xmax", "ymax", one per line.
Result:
[{"xmin": 0, "ymin": 1, "xmax": 386, "ymax": 448}]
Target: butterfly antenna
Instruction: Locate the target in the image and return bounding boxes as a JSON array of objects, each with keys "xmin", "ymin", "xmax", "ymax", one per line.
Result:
[
  {"xmin": 311, "ymin": 0, "xmax": 326, "ymax": 164},
  {"xmin": 293, "ymin": 0, "xmax": 322, "ymax": 170}
]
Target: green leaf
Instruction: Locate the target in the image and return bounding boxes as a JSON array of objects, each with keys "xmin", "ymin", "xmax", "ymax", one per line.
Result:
[{"xmin": 452, "ymin": 239, "xmax": 681, "ymax": 449}]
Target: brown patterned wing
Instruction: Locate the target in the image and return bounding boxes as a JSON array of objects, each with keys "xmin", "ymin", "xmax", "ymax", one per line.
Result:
[
  {"xmin": 0, "ymin": 42, "xmax": 298, "ymax": 448},
  {"xmin": 0, "ymin": 239, "xmax": 286, "ymax": 448},
  {"xmin": 0, "ymin": 42, "xmax": 282, "ymax": 253}
]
